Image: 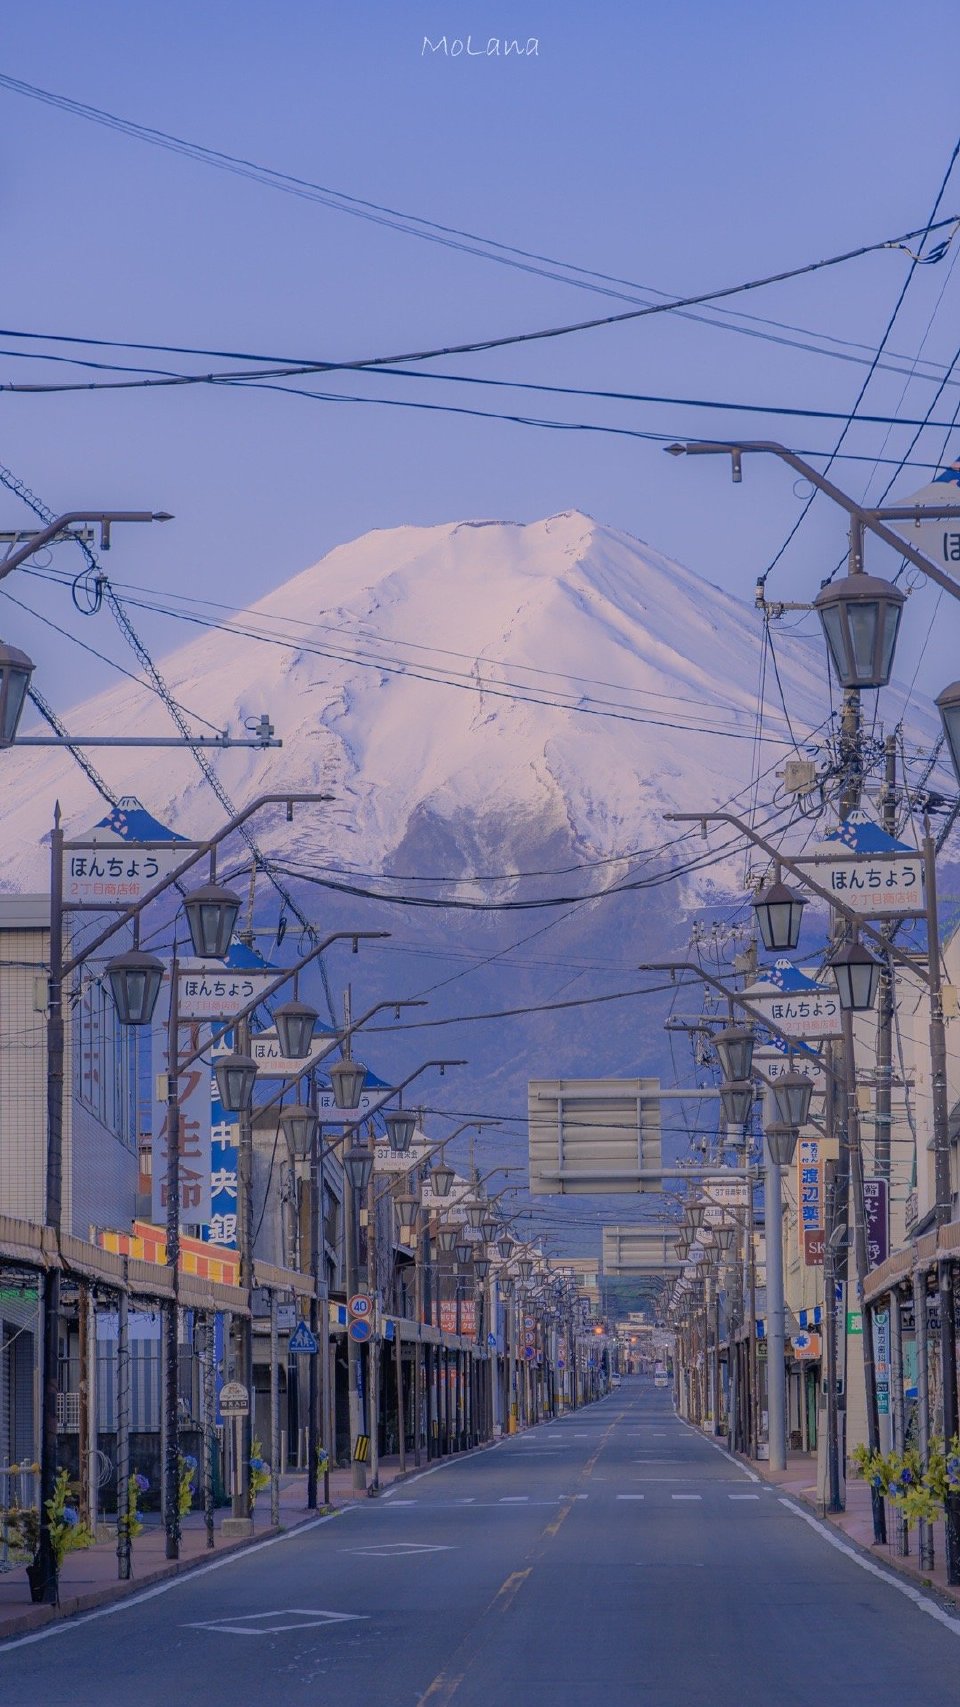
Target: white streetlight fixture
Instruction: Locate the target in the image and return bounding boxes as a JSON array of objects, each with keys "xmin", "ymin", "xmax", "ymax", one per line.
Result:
[
  {"xmin": 497, "ymin": 1236, "xmax": 513, "ymax": 1260},
  {"xmin": 771, "ymin": 1068, "xmax": 814, "ymax": 1130},
  {"xmin": 474, "ymin": 1256, "xmax": 491, "ymax": 1280},
  {"xmin": 430, "ymin": 1161, "xmax": 455, "ymax": 1199},
  {"xmin": 518, "ymin": 1257, "xmax": 534, "ymax": 1281},
  {"xmin": 753, "ymin": 878, "xmax": 806, "ymax": 952},
  {"xmin": 384, "ymin": 1109, "xmax": 417, "ymax": 1154},
  {"xmin": 465, "ymin": 1202, "xmax": 487, "ymax": 1229},
  {"xmin": 829, "ymin": 939, "xmax": 882, "ymax": 1012},
  {"xmin": 273, "ymin": 998, "xmax": 319, "ymax": 1061},
  {"xmin": 280, "ymin": 1102, "xmax": 319, "ymax": 1159},
  {"xmin": 479, "ymin": 1217, "xmax": 500, "ymax": 1243},
  {"xmin": 713, "ymin": 1026, "xmax": 755, "ymax": 1083},
  {"xmin": 181, "ymin": 882, "xmax": 241, "ymax": 961},
  {"xmin": 329, "ymin": 1056, "xmax": 367, "ymax": 1111},
  {"xmin": 935, "ymin": 680, "xmax": 960, "ymax": 786},
  {"xmin": 766, "ymin": 1122, "xmax": 799, "ymax": 1167},
  {"xmin": 720, "ymin": 1082, "xmax": 754, "ymax": 1128},
  {"xmin": 434, "ymin": 1224, "xmax": 458, "ymax": 1253},
  {"xmin": 0, "ymin": 643, "xmax": 35, "ymax": 747},
  {"xmin": 814, "ymin": 573, "xmax": 905, "ymax": 691},
  {"xmin": 105, "ymin": 949, "xmax": 164, "ymax": 1027},
  {"xmin": 395, "ymin": 1194, "xmax": 421, "ymax": 1245},
  {"xmin": 344, "ymin": 1143, "xmax": 374, "ymax": 1195},
  {"xmin": 214, "ymin": 1052, "xmax": 259, "ymax": 1113},
  {"xmin": 454, "ymin": 1238, "xmax": 473, "ymax": 1265}
]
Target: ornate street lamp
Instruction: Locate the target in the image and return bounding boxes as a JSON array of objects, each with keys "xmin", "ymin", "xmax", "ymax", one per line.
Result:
[
  {"xmin": 499, "ymin": 1277, "xmax": 514, "ymax": 1299},
  {"xmin": 181, "ymin": 882, "xmax": 241, "ymax": 961},
  {"xmin": 720, "ymin": 1082, "xmax": 754, "ymax": 1128},
  {"xmin": 771, "ymin": 1068, "xmax": 814, "ymax": 1129},
  {"xmin": 713, "ymin": 1025, "xmax": 754, "ymax": 1084},
  {"xmin": 454, "ymin": 1238, "xmax": 473, "ymax": 1265},
  {"xmin": 474, "ymin": 1256, "xmax": 491, "ymax": 1281},
  {"xmin": 273, "ymin": 997, "xmax": 318, "ymax": 1060},
  {"xmin": 829, "ymin": 939, "xmax": 882, "ymax": 1012},
  {"xmin": 753, "ymin": 877, "xmax": 806, "ymax": 952},
  {"xmin": 280, "ymin": 1102, "xmax": 318, "ymax": 1159},
  {"xmin": 479, "ymin": 1217, "xmax": 500, "ymax": 1243},
  {"xmin": 430, "ymin": 1161, "xmax": 455, "ymax": 1199},
  {"xmin": 497, "ymin": 1236, "xmax": 513, "ymax": 1260},
  {"xmin": 105, "ymin": 949, "xmax": 164, "ymax": 1027},
  {"xmin": 713, "ymin": 1222, "xmax": 736, "ymax": 1255},
  {"xmin": 936, "ymin": 681, "xmax": 960, "ymax": 786},
  {"xmin": 465, "ymin": 1201, "xmax": 487, "ymax": 1229},
  {"xmin": 766, "ymin": 1122, "xmax": 799, "ymax": 1167},
  {"xmin": 814, "ymin": 573, "xmax": 905, "ymax": 691},
  {"xmin": 384, "ymin": 1109, "xmax": 417, "ymax": 1154},
  {"xmin": 328, "ymin": 1055, "xmax": 366, "ymax": 1112},
  {"xmin": 434, "ymin": 1223, "xmax": 458, "ymax": 1253},
  {"xmin": 518, "ymin": 1257, "xmax": 534, "ymax": 1281},
  {"xmin": 214, "ymin": 1051, "xmax": 258, "ymax": 1112},
  {"xmin": 0, "ymin": 643, "xmax": 34, "ymax": 747},
  {"xmin": 344, "ymin": 1143, "xmax": 374, "ymax": 1195},
  {"xmin": 395, "ymin": 1194, "xmax": 421, "ymax": 1245}
]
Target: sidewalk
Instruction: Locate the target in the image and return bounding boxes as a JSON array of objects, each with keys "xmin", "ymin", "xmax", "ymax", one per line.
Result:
[
  {"xmin": 0, "ymin": 1451, "xmax": 424, "ymax": 1641},
  {"xmin": 733, "ymin": 1443, "xmax": 959, "ymax": 1610}
]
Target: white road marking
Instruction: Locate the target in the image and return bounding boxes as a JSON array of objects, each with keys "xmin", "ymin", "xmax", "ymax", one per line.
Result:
[
  {"xmin": 729, "ymin": 1494, "xmax": 760, "ymax": 1501},
  {"xmin": 778, "ymin": 1498, "xmax": 960, "ymax": 1637},
  {"xmin": 186, "ymin": 1609, "xmax": 367, "ymax": 1637},
  {"xmin": 672, "ymin": 1494, "xmax": 702, "ymax": 1501},
  {"xmin": 617, "ymin": 1494, "xmax": 645, "ymax": 1501},
  {"xmin": 500, "ymin": 1496, "xmax": 529, "ymax": 1503},
  {"xmin": 347, "ymin": 1542, "xmax": 453, "ymax": 1557}
]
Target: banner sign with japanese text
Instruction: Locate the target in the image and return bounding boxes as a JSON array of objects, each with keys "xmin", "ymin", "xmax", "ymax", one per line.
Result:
[
  {"xmin": 864, "ymin": 1177, "xmax": 889, "ymax": 1270},
  {"xmin": 798, "ymin": 1137, "xmax": 824, "ymax": 1262},
  {"xmin": 743, "ymin": 962, "xmax": 841, "ymax": 1041},
  {"xmin": 177, "ymin": 961, "xmax": 279, "ymax": 1022},
  {"xmin": 64, "ymin": 797, "xmax": 197, "ymax": 910},
  {"xmin": 801, "ymin": 812, "xmax": 923, "ymax": 918},
  {"xmin": 203, "ymin": 1032, "xmax": 239, "ymax": 1248}
]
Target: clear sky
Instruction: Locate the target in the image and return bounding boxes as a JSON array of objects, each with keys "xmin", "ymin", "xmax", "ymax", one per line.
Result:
[{"xmin": 3, "ymin": 0, "xmax": 960, "ymax": 713}]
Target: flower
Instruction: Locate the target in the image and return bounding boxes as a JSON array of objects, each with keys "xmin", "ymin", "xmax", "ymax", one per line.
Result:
[
  {"xmin": 182, "ymin": 1455, "xmax": 198, "ymax": 1472},
  {"xmin": 900, "ymin": 1468, "xmax": 913, "ymax": 1485},
  {"xmin": 134, "ymin": 1472, "xmax": 150, "ymax": 1494},
  {"xmin": 61, "ymin": 1505, "xmax": 79, "ymax": 1527},
  {"xmin": 872, "ymin": 1475, "xmax": 883, "ymax": 1489}
]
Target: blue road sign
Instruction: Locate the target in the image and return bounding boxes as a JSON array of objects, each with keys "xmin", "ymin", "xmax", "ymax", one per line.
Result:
[
  {"xmin": 288, "ymin": 1320, "xmax": 319, "ymax": 1354},
  {"xmin": 349, "ymin": 1318, "xmax": 373, "ymax": 1343}
]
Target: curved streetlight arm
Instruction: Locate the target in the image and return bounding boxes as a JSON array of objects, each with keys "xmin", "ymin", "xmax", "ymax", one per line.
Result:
[
  {"xmin": 663, "ymin": 808, "xmax": 931, "ymax": 988},
  {"xmin": 174, "ymin": 935, "xmax": 393, "ymax": 1076},
  {"xmin": 313, "ymin": 1060, "xmax": 467, "ymax": 1167},
  {"xmin": 0, "ymin": 510, "xmax": 171, "ymax": 583},
  {"xmin": 64, "ymin": 791, "xmax": 335, "ymax": 975},
  {"xmin": 666, "ymin": 440, "xmax": 960, "ymax": 599}
]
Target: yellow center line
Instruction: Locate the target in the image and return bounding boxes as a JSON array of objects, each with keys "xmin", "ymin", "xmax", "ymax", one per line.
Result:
[{"xmin": 415, "ymin": 1411, "xmax": 624, "ymax": 1706}]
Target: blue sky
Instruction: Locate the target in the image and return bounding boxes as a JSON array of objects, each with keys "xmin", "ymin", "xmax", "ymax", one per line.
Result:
[{"xmin": 3, "ymin": 0, "xmax": 960, "ymax": 711}]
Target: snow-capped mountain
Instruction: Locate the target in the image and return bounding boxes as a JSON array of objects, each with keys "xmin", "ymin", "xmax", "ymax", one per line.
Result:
[
  {"xmin": 1, "ymin": 511, "xmax": 933, "ymax": 883},
  {"xmin": 0, "ymin": 513, "xmax": 941, "ymax": 1242}
]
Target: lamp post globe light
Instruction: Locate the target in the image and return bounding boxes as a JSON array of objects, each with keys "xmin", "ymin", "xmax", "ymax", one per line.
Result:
[
  {"xmin": 345, "ymin": 1143, "xmax": 374, "ymax": 1195},
  {"xmin": 474, "ymin": 1256, "xmax": 491, "ymax": 1281},
  {"xmin": 753, "ymin": 878, "xmax": 807, "ymax": 952},
  {"xmin": 0, "ymin": 642, "xmax": 35, "ymax": 747},
  {"xmin": 214, "ymin": 1052, "xmax": 259, "ymax": 1113},
  {"xmin": 435, "ymin": 1223, "xmax": 458, "ymax": 1254},
  {"xmin": 499, "ymin": 1276, "xmax": 514, "ymax": 1299},
  {"xmin": 454, "ymin": 1238, "xmax": 473, "ymax": 1266},
  {"xmin": 280, "ymin": 1102, "xmax": 319, "ymax": 1160},
  {"xmin": 518, "ymin": 1257, "xmax": 534, "ymax": 1281},
  {"xmin": 771, "ymin": 1068, "xmax": 814, "ymax": 1130},
  {"xmin": 713, "ymin": 1025, "xmax": 754, "ymax": 1084},
  {"xmin": 720, "ymin": 1082, "xmax": 754, "ymax": 1129},
  {"xmin": 273, "ymin": 997, "xmax": 319, "ymax": 1061},
  {"xmin": 465, "ymin": 1202, "xmax": 487, "ymax": 1230},
  {"xmin": 105, "ymin": 949, "xmax": 165, "ymax": 1027},
  {"xmin": 714, "ymin": 1222, "xmax": 737, "ymax": 1255},
  {"xmin": 329, "ymin": 1055, "xmax": 367, "ymax": 1112},
  {"xmin": 935, "ymin": 681, "xmax": 960, "ymax": 786},
  {"xmin": 181, "ymin": 882, "xmax": 241, "ymax": 961},
  {"xmin": 384, "ymin": 1109, "xmax": 417, "ymax": 1154},
  {"xmin": 395, "ymin": 1194, "xmax": 421, "ymax": 1245},
  {"xmin": 814, "ymin": 573, "xmax": 905, "ymax": 691},
  {"xmin": 766, "ymin": 1122, "xmax": 800, "ymax": 1168},
  {"xmin": 497, "ymin": 1236, "xmax": 513, "ymax": 1260},
  {"xmin": 430, "ymin": 1160, "xmax": 455, "ymax": 1199},
  {"xmin": 480, "ymin": 1217, "xmax": 501, "ymax": 1243},
  {"xmin": 829, "ymin": 940, "xmax": 883, "ymax": 1012}
]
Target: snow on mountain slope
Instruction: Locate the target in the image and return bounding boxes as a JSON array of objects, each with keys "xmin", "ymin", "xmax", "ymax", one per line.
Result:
[{"xmin": 2, "ymin": 509, "xmax": 932, "ymax": 890}]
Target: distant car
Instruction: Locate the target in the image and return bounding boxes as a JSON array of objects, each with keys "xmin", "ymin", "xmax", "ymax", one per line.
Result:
[
  {"xmin": 654, "ymin": 1376, "xmax": 669, "ymax": 1389},
  {"xmin": 610, "ymin": 1373, "xmax": 622, "ymax": 1388}
]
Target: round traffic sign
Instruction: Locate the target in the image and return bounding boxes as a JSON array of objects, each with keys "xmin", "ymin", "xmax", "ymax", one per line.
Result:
[
  {"xmin": 349, "ymin": 1294, "xmax": 372, "ymax": 1318},
  {"xmin": 349, "ymin": 1318, "xmax": 372, "ymax": 1343},
  {"xmin": 218, "ymin": 1380, "xmax": 249, "ymax": 1417}
]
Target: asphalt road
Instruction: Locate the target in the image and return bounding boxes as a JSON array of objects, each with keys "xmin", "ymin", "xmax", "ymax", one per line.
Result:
[{"xmin": 4, "ymin": 1378, "xmax": 960, "ymax": 1706}]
